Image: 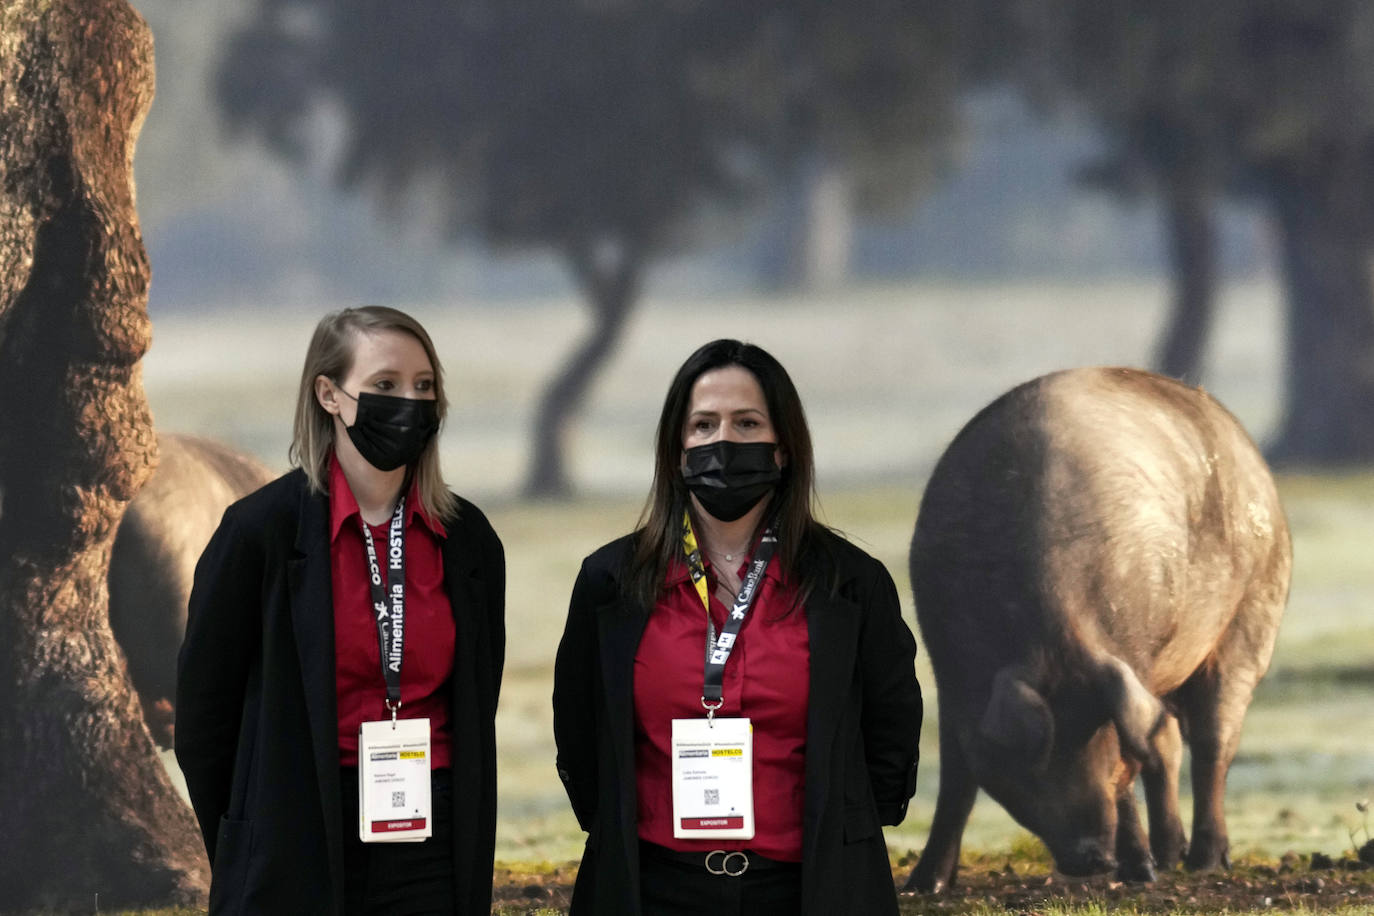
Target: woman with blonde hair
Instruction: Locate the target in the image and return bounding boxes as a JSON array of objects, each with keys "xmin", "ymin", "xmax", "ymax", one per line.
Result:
[{"xmin": 177, "ymin": 306, "xmax": 505, "ymax": 915}]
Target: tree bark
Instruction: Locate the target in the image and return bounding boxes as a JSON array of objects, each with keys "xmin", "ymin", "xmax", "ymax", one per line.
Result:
[
  {"xmin": 1154, "ymin": 167, "xmax": 1218, "ymax": 384},
  {"xmin": 523, "ymin": 241, "xmax": 644, "ymax": 498},
  {"xmin": 0, "ymin": 0, "xmax": 210, "ymax": 909},
  {"xmin": 1266, "ymin": 170, "xmax": 1374, "ymax": 466}
]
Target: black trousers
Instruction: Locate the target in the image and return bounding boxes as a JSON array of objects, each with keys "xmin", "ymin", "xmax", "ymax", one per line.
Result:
[
  {"xmin": 340, "ymin": 767, "xmax": 456, "ymax": 916},
  {"xmin": 639, "ymin": 841, "xmax": 802, "ymax": 916}
]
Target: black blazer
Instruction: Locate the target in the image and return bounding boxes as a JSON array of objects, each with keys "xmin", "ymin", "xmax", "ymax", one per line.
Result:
[
  {"xmin": 552, "ymin": 529, "xmax": 922, "ymax": 916},
  {"xmin": 175, "ymin": 469, "xmax": 505, "ymax": 915}
]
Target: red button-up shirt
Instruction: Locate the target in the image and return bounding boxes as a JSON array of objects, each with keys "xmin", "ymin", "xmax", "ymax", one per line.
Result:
[
  {"xmin": 329, "ymin": 455, "xmax": 453, "ymax": 769},
  {"xmin": 633, "ymin": 551, "xmax": 810, "ymax": 861}
]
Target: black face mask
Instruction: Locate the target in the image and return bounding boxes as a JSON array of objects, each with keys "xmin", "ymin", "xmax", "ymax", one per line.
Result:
[
  {"xmin": 681, "ymin": 440, "xmax": 781, "ymax": 522},
  {"xmin": 339, "ymin": 390, "xmax": 440, "ymax": 472}
]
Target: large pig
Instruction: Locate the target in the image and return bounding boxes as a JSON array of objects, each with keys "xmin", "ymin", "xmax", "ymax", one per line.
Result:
[
  {"xmin": 904, "ymin": 368, "xmax": 1290, "ymax": 891},
  {"xmin": 108, "ymin": 433, "xmax": 274, "ymax": 747}
]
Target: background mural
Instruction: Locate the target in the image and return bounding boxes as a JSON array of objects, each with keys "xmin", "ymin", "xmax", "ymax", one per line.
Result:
[{"xmin": 2, "ymin": 0, "xmax": 1372, "ymax": 910}]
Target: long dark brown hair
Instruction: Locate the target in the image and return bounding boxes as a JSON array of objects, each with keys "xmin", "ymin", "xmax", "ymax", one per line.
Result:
[{"xmin": 626, "ymin": 339, "xmax": 836, "ymax": 609}]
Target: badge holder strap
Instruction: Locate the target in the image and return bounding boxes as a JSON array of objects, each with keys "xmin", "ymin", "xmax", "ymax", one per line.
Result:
[
  {"xmin": 361, "ymin": 497, "xmax": 408, "ymax": 729},
  {"xmin": 683, "ymin": 510, "xmax": 778, "ymax": 728}
]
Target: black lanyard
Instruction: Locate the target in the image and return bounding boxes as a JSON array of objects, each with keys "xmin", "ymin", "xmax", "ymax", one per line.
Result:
[
  {"xmin": 360, "ymin": 497, "xmax": 406, "ymax": 721},
  {"xmin": 681, "ymin": 511, "xmax": 778, "ymax": 719}
]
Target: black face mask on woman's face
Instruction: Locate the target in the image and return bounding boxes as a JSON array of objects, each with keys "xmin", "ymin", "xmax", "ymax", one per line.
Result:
[
  {"xmin": 340, "ymin": 390, "xmax": 440, "ymax": 472},
  {"xmin": 681, "ymin": 440, "xmax": 781, "ymax": 522}
]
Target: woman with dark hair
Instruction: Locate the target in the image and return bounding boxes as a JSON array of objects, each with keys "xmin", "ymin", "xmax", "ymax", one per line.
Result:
[
  {"xmin": 176, "ymin": 306, "xmax": 505, "ymax": 915},
  {"xmin": 553, "ymin": 339, "xmax": 922, "ymax": 916}
]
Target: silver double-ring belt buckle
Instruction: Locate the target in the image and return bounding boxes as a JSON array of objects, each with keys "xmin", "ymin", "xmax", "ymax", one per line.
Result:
[{"xmin": 705, "ymin": 849, "xmax": 749, "ymax": 876}]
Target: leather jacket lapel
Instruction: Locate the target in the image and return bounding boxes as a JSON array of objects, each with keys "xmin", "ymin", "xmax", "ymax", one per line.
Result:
[
  {"xmin": 441, "ymin": 535, "xmax": 486, "ymax": 639},
  {"xmin": 597, "ymin": 594, "xmax": 649, "ymax": 781},
  {"xmin": 288, "ymin": 483, "xmax": 345, "ymax": 905},
  {"xmin": 594, "ymin": 588, "xmax": 649, "ymax": 903},
  {"xmin": 803, "ymin": 579, "xmax": 862, "ymax": 801}
]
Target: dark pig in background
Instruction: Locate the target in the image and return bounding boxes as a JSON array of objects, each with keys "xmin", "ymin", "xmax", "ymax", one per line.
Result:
[
  {"xmin": 109, "ymin": 434, "xmax": 274, "ymax": 747},
  {"xmin": 904, "ymin": 368, "xmax": 1291, "ymax": 891}
]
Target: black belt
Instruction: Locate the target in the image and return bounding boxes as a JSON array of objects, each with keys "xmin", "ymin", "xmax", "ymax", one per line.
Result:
[{"xmin": 639, "ymin": 841, "xmax": 799, "ymax": 877}]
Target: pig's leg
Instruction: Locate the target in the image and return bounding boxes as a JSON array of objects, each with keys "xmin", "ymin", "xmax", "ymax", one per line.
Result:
[
  {"xmin": 1113, "ymin": 773, "xmax": 1156, "ymax": 883},
  {"xmin": 1181, "ymin": 586, "xmax": 1281, "ymax": 871},
  {"xmin": 1178, "ymin": 665, "xmax": 1235, "ymax": 871},
  {"xmin": 1141, "ymin": 712, "xmax": 1186, "ymax": 870},
  {"xmin": 904, "ymin": 711, "xmax": 977, "ymax": 893}
]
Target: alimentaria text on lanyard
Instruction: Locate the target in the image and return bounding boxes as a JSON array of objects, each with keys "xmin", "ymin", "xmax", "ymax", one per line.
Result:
[
  {"xmin": 680, "ymin": 509, "xmax": 778, "ymax": 724},
  {"xmin": 360, "ymin": 497, "xmax": 407, "ymax": 721}
]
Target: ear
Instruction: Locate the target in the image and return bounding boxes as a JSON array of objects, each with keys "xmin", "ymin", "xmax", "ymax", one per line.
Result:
[
  {"xmin": 1096, "ymin": 656, "xmax": 1164, "ymax": 762},
  {"xmin": 980, "ymin": 667, "xmax": 1054, "ymax": 771},
  {"xmin": 315, "ymin": 375, "xmax": 341, "ymax": 415}
]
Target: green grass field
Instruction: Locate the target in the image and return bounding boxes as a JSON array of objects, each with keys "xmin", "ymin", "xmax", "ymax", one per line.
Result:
[{"xmin": 126, "ymin": 474, "xmax": 1374, "ymax": 916}]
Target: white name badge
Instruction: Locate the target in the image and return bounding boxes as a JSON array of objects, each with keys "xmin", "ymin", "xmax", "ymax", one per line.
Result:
[
  {"xmin": 671, "ymin": 717, "xmax": 754, "ymax": 840},
  {"xmin": 358, "ymin": 717, "xmax": 432, "ymax": 843}
]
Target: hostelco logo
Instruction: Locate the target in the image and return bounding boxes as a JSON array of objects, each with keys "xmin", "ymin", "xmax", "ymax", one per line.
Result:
[{"xmin": 387, "ymin": 511, "xmax": 405, "ymax": 673}]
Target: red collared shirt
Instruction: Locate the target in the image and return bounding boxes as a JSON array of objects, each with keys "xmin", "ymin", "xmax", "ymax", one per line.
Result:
[
  {"xmin": 329, "ymin": 455, "xmax": 453, "ymax": 769},
  {"xmin": 633, "ymin": 551, "xmax": 810, "ymax": 861}
]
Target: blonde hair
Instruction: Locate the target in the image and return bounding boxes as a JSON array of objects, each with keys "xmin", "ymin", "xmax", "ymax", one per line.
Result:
[{"xmin": 290, "ymin": 306, "xmax": 458, "ymax": 522}]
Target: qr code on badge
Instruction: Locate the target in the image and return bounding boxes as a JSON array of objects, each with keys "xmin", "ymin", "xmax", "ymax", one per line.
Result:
[
  {"xmin": 703, "ymin": 788, "xmax": 719, "ymax": 806},
  {"xmin": 392, "ymin": 791, "xmax": 405, "ymax": 807}
]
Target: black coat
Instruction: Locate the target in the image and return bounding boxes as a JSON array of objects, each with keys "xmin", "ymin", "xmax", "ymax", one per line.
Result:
[
  {"xmin": 175, "ymin": 469, "xmax": 505, "ymax": 915},
  {"xmin": 552, "ymin": 530, "xmax": 922, "ymax": 916}
]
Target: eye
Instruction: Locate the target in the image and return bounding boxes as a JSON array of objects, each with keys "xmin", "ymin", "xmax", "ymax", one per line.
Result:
[
  {"xmin": 415, "ymin": 378, "xmax": 434, "ymax": 393},
  {"xmin": 373, "ymin": 378, "xmax": 395, "ymax": 392}
]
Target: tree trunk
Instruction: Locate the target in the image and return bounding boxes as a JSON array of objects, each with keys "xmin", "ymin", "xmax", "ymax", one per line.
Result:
[
  {"xmin": 760, "ymin": 150, "xmax": 855, "ymax": 292},
  {"xmin": 0, "ymin": 1, "xmax": 210, "ymax": 909},
  {"xmin": 522, "ymin": 241, "xmax": 645, "ymax": 497},
  {"xmin": 1266, "ymin": 171, "xmax": 1374, "ymax": 465},
  {"xmin": 1154, "ymin": 167, "xmax": 1218, "ymax": 383}
]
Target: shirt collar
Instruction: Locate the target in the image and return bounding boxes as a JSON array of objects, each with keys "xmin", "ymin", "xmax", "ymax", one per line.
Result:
[
  {"xmin": 328, "ymin": 452, "xmax": 446, "ymax": 541},
  {"xmin": 663, "ymin": 545, "xmax": 784, "ymax": 587}
]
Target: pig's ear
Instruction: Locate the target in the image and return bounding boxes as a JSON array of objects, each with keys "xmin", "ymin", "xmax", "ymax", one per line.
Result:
[
  {"xmin": 1098, "ymin": 656, "xmax": 1164, "ymax": 761},
  {"xmin": 979, "ymin": 667, "xmax": 1054, "ymax": 770}
]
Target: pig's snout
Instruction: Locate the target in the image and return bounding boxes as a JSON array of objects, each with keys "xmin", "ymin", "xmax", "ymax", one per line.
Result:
[{"xmin": 1056, "ymin": 839, "xmax": 1117, "ymax": 877}]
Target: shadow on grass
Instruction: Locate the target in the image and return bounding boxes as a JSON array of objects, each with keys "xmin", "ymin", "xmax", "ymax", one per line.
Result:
[{"xmin": 1261, "ymin": 665, "xmax": 1374, "ymax": 690}]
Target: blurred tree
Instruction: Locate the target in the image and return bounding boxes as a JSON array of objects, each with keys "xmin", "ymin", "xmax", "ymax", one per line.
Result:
[
  {"xmin": 1047, "ymin": 11, "xmax": 1229, "ymax": 385},
  {"xmin": 216, "ymin": 0, "xmax": 967, "ymax": 495},
  {"xmin": 997, "ymin": 2, "xmax": 1240, "ymax": 386},
  {"xmin": 0, "ymin": 0, "xmax": 209, "ymax": 908},
  {"xmin": 1237, "ymin": 3, "xmax": 1374, "ymax": 464},
  {"xmin": 741, "ymin": 2, "xmax": 966, "ymax": 291},
  {"xmin": 1011, "ymin": 0, "xmax": 1374, "ymax": 463}
]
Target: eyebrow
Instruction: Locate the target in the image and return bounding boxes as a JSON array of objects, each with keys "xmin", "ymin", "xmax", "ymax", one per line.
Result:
[{"xmin": 688, "ymin": 407, "xmax": 765, "ymax": 418}]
